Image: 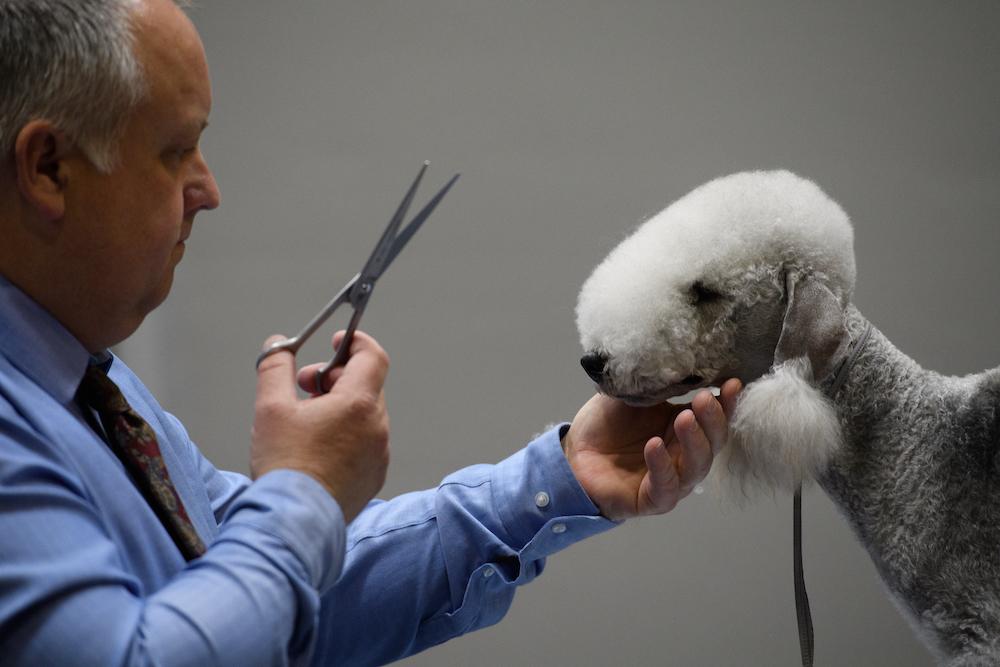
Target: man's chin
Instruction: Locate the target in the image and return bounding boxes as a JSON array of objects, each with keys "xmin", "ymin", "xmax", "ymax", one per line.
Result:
[{"xmin": 139, "ymin": 271, "xmax": 176, "ymax": 322}]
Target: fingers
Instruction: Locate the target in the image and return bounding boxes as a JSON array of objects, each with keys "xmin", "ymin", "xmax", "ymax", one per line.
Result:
[
  {"xmin": 719, "ymin": 378, "xmax": 742, "ymax": 419},
  {"xmin": 267, "ymin": 329, "xmax": 389, "ymax": 399},
  {"xmin": 296, "ymin": 330, "xmax": 388, "ymax": 398},
  {"xmin": 297, "ymin": 363, "xmax": 346, "ymax": 395},
  {"xmin": 329, "ymin": 330, "xmax": 389, "ymax": 395},
  {"xmin": 670, "ymin": 407, "xmax": 714, "ymax": 492},
  {"xmin": 691, "ymin": 389, "xmax": 729, "ymax": 455},
  {"xmin": 639, "ymin": 436, "xmax": 680, "ymax": 514},
  {"xmin": 296, "ymin": 332, "xmax": 354, "ymax": 394},
  {"xmin": 255, "ymin": 335, "xmax": 296, "ymax": 404},
  {"xmin": 637, "ymin": 385, "xmax": 745, "ymax": 516},
  {"xmin": 641, "ymin": 384, "xmax": 740, "ymax": 514}
]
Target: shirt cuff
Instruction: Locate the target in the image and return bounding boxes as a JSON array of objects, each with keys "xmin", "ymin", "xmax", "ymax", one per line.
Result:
[
  {"xmin": 219, "ymin": 469, "xmax": 346, "ymax": 592},
  {"xmin": 491, "ymin": 424, "xmax": 617, "ymax": 557}
]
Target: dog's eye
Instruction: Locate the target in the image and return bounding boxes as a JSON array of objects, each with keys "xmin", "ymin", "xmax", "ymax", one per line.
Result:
[{"xmin": 691, "ymin": 281, "xmax": 723, "ymax": 305}]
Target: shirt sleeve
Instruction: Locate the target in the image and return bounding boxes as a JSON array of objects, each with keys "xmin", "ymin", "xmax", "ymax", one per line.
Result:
[
  {"xmin": 0, "ymin": 415, "xmax": 347, "ymax": 667},
  {"xmin": 311, "ymin": 424, "xmax": 618, "ymax": 666}
]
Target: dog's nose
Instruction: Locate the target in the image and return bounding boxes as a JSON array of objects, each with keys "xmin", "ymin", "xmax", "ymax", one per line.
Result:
[{"xmin": 580, "ymin": 352, "xmax": 609, "ymax": 383}]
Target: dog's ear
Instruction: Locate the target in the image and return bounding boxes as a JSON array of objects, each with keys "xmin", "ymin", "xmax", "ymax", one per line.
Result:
[
  {"xmin": 714, "ymin": 271, "xmax": 849, "ymax": 496},
  {"xmin": 773, "ymin": 271, "xmax": 849, "ymax": 381}
]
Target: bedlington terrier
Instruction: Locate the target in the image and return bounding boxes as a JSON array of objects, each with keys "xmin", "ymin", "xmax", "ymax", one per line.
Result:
[{"xmin": 575, "ymin": 170, "xmax": 1000, "ymax": 666}]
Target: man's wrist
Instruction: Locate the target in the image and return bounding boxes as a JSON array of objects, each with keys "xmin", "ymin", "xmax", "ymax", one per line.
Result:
[
  {"xmin": 491, "ymin": 425, "xmax": 611, "ymax": 548},
  {"xmin": 228, "ymin": 469, "xmax": 348, "ymax": 592}
]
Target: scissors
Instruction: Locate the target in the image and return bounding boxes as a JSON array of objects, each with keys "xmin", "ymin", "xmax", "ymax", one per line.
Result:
[{"xmin": 256, "ymin": 162, "xmax": 460, "ymax": 393}]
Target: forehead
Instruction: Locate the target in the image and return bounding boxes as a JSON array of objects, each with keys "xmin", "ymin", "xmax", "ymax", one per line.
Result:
[{"xmin": 130, "ymin": 0, "xmax": 211, "ymax": 122}]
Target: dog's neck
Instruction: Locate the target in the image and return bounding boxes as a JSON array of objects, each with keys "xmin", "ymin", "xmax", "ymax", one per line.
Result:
[
  {"xmin": 817, "ymin": 304, "xmax": 938, "ymax": 491},
  {"xmin": 814, "ymin": 306, "xmax": 929, "ymax": 543},
  {"xmin": 812, "ymin": 304, "xmax": 993, "ymax": 651},
  {"xmin": 821, "ymin": 313, "xmax": 872, "ymax": 400},
  {"xmin": 820, "ymin": 304, "xmax": 930, "ymax": 408}
]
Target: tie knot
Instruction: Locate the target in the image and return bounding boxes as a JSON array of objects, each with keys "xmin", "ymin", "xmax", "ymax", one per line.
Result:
[{"xmin": 77, "ymin": 365, "xmax": 130, "ymax": 415}]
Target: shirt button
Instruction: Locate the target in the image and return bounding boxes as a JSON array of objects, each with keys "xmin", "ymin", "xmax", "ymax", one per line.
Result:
[
  {"xmin": 551, "ymin": 523, "xmax": 567, "ymax": 534},
  {"xmin": 483, "ymin": 566, "xmax": 495, "ymax": 578},
  {"xmin": 534, "ymin": 491, "xmax": 550, "ymax": 508}
]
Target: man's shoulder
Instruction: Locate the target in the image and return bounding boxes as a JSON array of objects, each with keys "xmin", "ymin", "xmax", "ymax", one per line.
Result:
[
  {"xmin": 0, "ymin": 362, "xmax": 82, "ymax": 488},
  {"xmin": 0, "ymin": 354, "xmax": 104, "ymax": 484},
  {"xmin": 0, "ymin": 355, "xmax": 50, "ymax": 433}
]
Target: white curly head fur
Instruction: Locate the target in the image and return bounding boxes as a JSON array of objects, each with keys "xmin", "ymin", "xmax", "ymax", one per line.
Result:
[{"xmin": 576, "ymin": 170, "xmax": 856, "ymax": 494}]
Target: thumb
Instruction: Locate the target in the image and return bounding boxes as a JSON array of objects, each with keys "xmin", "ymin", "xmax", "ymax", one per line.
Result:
[{"xmin": 256, "ymin": 335, "xmax": 296, "ymax": 404}]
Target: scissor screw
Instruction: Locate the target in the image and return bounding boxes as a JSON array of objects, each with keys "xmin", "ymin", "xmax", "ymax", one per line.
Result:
[{"xmin": 359, "ymin": 282, "xmax": 373, "ymax": 294}]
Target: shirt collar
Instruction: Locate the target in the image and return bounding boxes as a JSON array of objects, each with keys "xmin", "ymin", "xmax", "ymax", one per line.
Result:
[{"xmin": 0, "ymin": 274, "xmax": 100, "ymax": 404}]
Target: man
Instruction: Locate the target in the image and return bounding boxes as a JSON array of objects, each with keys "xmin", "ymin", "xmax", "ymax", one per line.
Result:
[{"xmin": 0, "ymin": 0, "xmax": 740, "ymax": 664}]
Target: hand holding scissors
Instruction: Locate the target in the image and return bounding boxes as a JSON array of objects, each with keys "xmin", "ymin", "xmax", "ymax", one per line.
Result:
[{"xmin": 257, "ymin": 163, "xmax": 459, "ymax": 393}]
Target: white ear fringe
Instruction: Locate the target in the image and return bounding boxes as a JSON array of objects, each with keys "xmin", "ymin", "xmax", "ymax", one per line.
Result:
[{"xmin": 711, "ymin": 357, "xmax": 844, "ymax": 500}]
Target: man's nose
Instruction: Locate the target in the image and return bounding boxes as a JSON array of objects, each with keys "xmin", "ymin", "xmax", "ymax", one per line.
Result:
[
  {"xmin": 580, "ymin": 352, "xmax": 609, "ymax": 383},
  {"xmin": 186, "ymin": 156, "xmax": 222, "ymax": 215},
  {"xmin": 194, "ymin": 169, "xmax": 221, "ymax": 212}
]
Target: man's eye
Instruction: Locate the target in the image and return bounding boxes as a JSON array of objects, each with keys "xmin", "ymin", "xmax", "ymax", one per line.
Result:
[
  {"xmin": 691, "ymin": 281, "xmax": 724, "ymax": 305},
  {"xmin": 167, "ymin": 146, "xmax": 195, "ymax": 161}
]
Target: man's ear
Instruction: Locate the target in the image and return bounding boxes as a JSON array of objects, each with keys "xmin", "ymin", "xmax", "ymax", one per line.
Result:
[
  {"xmin": 13, "ymin": 120, "xmax": 74, "ymax": 223},
  {"xmin": 773, "ymin": 270, "xmax": 849, "ymax": 381}
]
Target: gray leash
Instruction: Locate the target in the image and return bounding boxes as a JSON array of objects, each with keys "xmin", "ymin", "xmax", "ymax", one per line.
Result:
[{"xmin": 793, "ymin": 321, "xmax": 873, "ymax": 666}]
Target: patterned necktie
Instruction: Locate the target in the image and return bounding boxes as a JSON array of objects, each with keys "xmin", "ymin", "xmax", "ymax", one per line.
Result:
[{"xmin": 77, "ymin": 365, "xmax": 206, "ymax": 561}]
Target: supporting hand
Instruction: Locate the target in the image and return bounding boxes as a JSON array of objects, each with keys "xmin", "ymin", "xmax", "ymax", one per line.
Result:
[{"xmin": 563, "ymin": 379, "xmax": 741, "ymax": 520}]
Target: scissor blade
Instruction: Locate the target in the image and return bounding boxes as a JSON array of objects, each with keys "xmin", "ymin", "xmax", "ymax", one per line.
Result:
[
  {"xmin": 357, "ymin": 162, "xmax": 429, "ymax": 286},
  {"xmin": 377, "ymin": 173, "xmax": 460, "ymax": 279}
]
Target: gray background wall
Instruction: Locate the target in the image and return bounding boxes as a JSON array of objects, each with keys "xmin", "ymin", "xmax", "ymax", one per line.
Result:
[{"xmin": 118, "ymin": 1, "xmax": 1000, "ymax": 664}]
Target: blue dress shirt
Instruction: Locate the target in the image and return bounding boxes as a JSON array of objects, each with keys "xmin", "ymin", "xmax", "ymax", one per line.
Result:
[{"xmin": 0, "ymin": 275, "xmax": 616, "ymax": 666}]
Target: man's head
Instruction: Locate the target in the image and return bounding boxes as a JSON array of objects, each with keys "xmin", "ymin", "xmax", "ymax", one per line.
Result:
[
  {"xmin": 1, "ymin": 0, "xmax": 149, "ymax": 172},
  {"xmin": 0, "ymin": 0, "xmax": 219, "ymax": 352}
]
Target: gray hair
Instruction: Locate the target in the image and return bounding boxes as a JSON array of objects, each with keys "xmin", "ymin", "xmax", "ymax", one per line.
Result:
[{"xmin": 0, "ymin": 0, "xmax": 175, "ymax": 173}]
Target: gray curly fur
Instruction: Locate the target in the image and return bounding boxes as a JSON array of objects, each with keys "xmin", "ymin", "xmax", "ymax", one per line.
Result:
[{"xmin": 821, "ymin": 306, "xmax": 1000, "ymax": 665}]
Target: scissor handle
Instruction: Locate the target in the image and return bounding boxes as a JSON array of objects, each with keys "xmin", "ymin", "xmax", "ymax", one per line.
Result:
[
  {"xmin": 255, "ymin": 336, "xmax": 304, "ymax": 368},
  {"xmin": 254, "ymin": 275, "xmax": 358, "ymax": 370}
]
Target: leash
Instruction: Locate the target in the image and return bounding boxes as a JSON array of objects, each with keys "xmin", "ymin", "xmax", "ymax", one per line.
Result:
[
  {"xmin": 792, "ymin": 321, "xmax": 873, "ymax": 666},
  {"xmin": 793, "ymin": 486, "xmax": 814, "ymax": 667}
]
